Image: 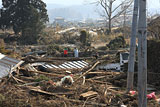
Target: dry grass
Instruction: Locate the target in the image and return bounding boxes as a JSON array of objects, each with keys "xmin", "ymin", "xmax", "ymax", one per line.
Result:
[{"xmin": 92, "ymin": 33, "xmax": 125, "ymax": 49}]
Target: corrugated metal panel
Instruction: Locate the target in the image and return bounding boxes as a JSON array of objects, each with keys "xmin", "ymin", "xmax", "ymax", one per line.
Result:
[
  {"xmin": 65, "ymin": 62, "xmax": 80, "ymax": 69},
  {"xmin": 61, "ymin": 64, "xmax": 69, "ymax": 69},
  {"xmin": 61, "ymin": 64, "xmax": 71, "ymax": 69},
  {"xmin": 64, "ymin": 62, "xmax": 77, "ymax": 69},
  {"xmin": 59, "ymin": 65, "xmax": 66, "ymax": 69},
  {"xmin": 73, "ymin": 61, "xmax": 85, "ymax": 68},
  {"xmin": 50, "ymin": 64, "xmax": 59, "ymax": 69},
  {"xmin": 45, "ymin": 64, "xmax": 53, "ymax": 69},
  {"xmin": 41, "ymin": 61, "xmax": 89, "ymax": 70},
  {"xmin": 0, "ymin": 59, "xmax": 17, "ymax": 66},
  {"xmin": 3, "ymin": 57, "xmax": 20, "ymax": 64},
  {"xmin": 42, "ymin": 65, "xmax": 47, "ymax": 68},
  {"xmin": 67, "ymin": 62, "xmax": 82, "ymax": 69},
  {"xmin": 77, "ymin": 61, "xmax": 88, "ymax": 66},
  {"xmin": 0, "ymin": 61, "xmax": 10, "ymax": 68},
  {"xmin": 0, "ymin": 65, "xmax": 10, "ymax": 78},
  {"xmin": 82, "ymin": 60, "xmax": 89, "ymax": 65},
  {"xmin": 0, "ymin": 53, "xmax": 24, "ymax": 78}
]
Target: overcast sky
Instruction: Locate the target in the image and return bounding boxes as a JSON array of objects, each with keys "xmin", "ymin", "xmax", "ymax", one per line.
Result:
[
  {"xmin": 42, "ymin": 0, "xmax": 160, "ymax": 9},
  {"xmin": 43, "ymin": 0, "xmax": 88, "ymax": 5},
  {"xmin": 0, "ymin": 0, "xmax": 159, "ymax": 10}
]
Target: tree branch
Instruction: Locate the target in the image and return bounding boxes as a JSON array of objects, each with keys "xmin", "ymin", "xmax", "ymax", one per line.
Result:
[
  {"xmin": 111, "ymin": 0, "xmax": 133, "ymax": 20},
  {"xmin": 100, "ymin": 0, "xmax": 110, "ymax": 17}
]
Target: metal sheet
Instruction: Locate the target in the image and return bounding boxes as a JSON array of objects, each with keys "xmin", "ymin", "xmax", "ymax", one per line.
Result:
[
  {"xmin": 73, "ymin": 61, "xmax": 85, "ymax": 68},
  {"xmin": 77, "ymin": 61, "xmax": 88, "ymax": 66},
  {"xmin": 49, "ymin": 64, "xmax": 59, "ymax": 69},
  {"xmin": 68, "ymin": 62, "xmax": 81, "ymax": 69},
  {"xmin": 81, "ymin": 61, "xmax": 89, "ymax": 65},
  {"xmin": 45, "ymin": 64, "xmax": 53, "ymax": 69},
  {"xmin": 0, "ymin": 65, "xmax": 10, "ymax": 78},
  {"xmin": 0, "ymin": 53, "xmax": 24, "ymax": 78},
  {"xmin": 59, "ymin": 65, "xmax": 66, "ymax": 69},
  {"xmin": 64, "ymin": 62, "xmax": 77, "ymax": 69},
  {"xmin": 61, "ymin": 64, "xmax": 71, "ymax": 69}
]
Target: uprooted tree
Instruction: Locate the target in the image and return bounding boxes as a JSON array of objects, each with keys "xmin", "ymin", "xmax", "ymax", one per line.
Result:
[
  {"xmin": 95, "ymin": 0, "xmax": 133, "ymax": 34},
  {"xmin": 0, "ymin": 0, "xmax": 49, "ymax": 44}
]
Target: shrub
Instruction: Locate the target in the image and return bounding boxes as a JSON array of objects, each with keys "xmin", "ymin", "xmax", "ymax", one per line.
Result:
[
  {"xmin": 47, "ymin": 44, "xmax": 63, "ymax": 55},
  {"xmin": 107, "ymin": 36, "xmax": 126, "ymax": 50}
]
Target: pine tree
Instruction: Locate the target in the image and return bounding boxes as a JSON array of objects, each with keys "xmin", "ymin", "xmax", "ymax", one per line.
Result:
[{"xmin": 0, "ymin": 0, "xmax": 49, "ymax": 44}]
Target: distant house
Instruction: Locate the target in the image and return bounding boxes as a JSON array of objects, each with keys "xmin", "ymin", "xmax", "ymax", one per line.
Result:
[
  {"xmin": 96, "ymin": 19, "xmax": 106, "ymax": 27},
  {"xmin": 53, "ymin": 17, "xmax": 68, "ymax": 27},
  {"xmin": 0, "ymin": 53, "xmax": 24, "ymax": 78}
]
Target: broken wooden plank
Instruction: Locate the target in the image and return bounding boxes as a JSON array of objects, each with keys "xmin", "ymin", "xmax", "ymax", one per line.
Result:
[
  {"xmin": 18, "ymin": 81, "xmax": 44, "ymax": 86},
  {"xmin": 74, "ymin": 61, "xmax": 100, "ymax": 82},
  {"xmin": 12, "ymin": 76, "xmax": 26, "ymax": 83},
  {"xmin": 88, "ymin": 71, "xmax": 120, "ymax": 75},
  {"xmin": 80, "ymin": 91, "xmax": 98, "ymax": 99},
  {"xmin": 27, "ymin": 86, "xmax": 74, "ymax": 95},
  {"xmin": 89, "ymin": 76, "xmax": 106, "ymax": 80}
]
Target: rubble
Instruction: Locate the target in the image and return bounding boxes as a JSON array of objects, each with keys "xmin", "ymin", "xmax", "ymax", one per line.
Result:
[{"xmin": 0, "ymin": 52, "xmax": 160, "ymax": 107}]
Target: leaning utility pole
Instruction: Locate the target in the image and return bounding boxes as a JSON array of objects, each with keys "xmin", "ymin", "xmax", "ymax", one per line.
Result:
[
  {"xmin": 127, "ymin": 0, "xmax": 139, "ymax": 92},
  {"xmin": 137, "ymin": 0, "xmax": 147, "ymax": 106}
]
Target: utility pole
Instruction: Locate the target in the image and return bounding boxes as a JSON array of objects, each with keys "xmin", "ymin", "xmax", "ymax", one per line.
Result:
[
  {"xmin": 127, "ymin": 0, "xmax": 138, "ymax": 92},
  {"xmin": 137, "ymin": 0, "xmax": 147, "ymax": 106}
]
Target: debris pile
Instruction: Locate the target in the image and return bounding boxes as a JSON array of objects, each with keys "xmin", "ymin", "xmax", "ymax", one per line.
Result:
[
  {"xmin": 107, "ymin": 36, "xmax": 126, "ymax": 50},
  {"xmin": 0, "ymin": 53, "xmax": 160, "ymax": 107}
]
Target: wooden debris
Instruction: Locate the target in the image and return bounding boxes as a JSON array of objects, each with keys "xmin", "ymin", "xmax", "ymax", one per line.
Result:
[
  {"xmin": 27, "ymin": 86, "xmax": 74, "ymax": 95},
  {"xmin": 88, "ymin": 71, "xmax": 120, "ymax": 75},
  {"xmin": 75, "ymin": 61, "xmax": 100, "ymax": 82},
  {"xmin": 46, "ymin": 99, "xmax": 107, "ymax": 107},
  {"xmin": 82, "ymin": 76, "xmax": 86, "ymax": 85},
  {"xmin": 86, "ymin": 79, "xmax": 107, "ymax": 84},
  {"xmin": 89, "ymin": 76, "xmax": 106, "ymax": 80},
  {"xmin": 18, "ymin": 81, "xmax": 44, "ymax": 86},
  {"xmin": 20, "ymin": 68, "xmax": 65, "ymax": 77},
  {"xmin": 80, "ymin": 91, "xmax": 98, "ymax": 99},
  {"xmin": 12, "ymin": 76, "xmax": 26, "ymax": 83},
  {"xmin": 64, "ymin": 98, "xmax": 107, "ymax": 106}
]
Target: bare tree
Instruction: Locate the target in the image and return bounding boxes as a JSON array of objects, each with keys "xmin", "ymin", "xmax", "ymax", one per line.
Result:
[
  {"xmin": 95, "ymin": 0, "xmax": 133, "ymax": 34},
  {"xmin": 126, "ymin": 0, "xmax": 138, "ymax": 92},
  {"xmin": 137, "ymin": 0, "xmax": 147, "ymax": 106},
  {"xmin": 121, "ymin": 3, "xmax": 133, "ymax": 38}
]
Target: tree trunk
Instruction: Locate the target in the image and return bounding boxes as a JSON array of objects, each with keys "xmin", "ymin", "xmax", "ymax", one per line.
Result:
[
  {"xmin": 123, "ymin": 10, "xmax": 126, "ymax": 38},
  {"xmin": 108, "ymin": 18, "xmax": 112, "ymax": 34},
  {"xmin": 137, "ymin": 0, "xmax": 147, "ymax": 106},
  {"xmin": 108, "ymin": 1, "xmax": 112, "ymax": 34},
  {"xmin": 127, "ymin": 0, "xmax": 138, "ymax": 92}
]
